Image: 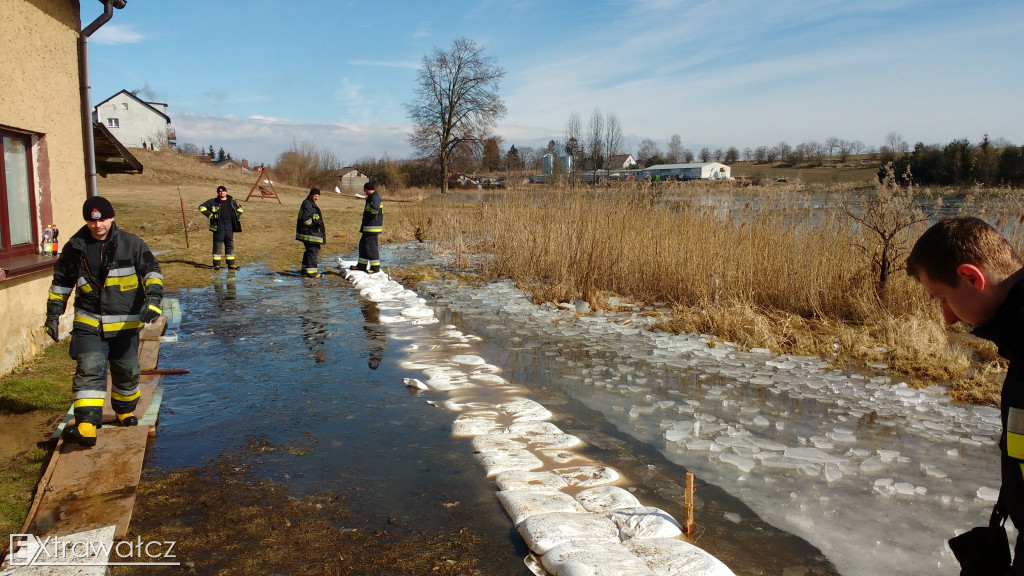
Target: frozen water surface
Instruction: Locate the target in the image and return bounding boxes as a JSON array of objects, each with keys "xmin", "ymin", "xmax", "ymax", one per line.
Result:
[{"xmin": 395, "ymin": 244, "xmax": 1003, "ymax": 576}]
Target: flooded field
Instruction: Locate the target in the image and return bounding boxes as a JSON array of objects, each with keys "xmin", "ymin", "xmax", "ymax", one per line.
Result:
[{"xmin": 125, "ymin": 242, "xmax": 999, "ymax": 575}]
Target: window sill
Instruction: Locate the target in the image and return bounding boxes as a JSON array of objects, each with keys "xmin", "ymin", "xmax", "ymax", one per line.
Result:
[{"xmin": 0, "ymin": 253, "xmax": 57, "ymax": 281}]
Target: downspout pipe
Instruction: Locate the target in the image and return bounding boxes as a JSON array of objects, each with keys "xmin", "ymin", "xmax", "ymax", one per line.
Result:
[{"xmin": 79, "ymin": 0, "xmax": 126, "ymax": 198}]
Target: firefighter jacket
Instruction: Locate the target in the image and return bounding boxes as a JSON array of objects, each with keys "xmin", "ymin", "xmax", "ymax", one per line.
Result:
[
  {"xmin": 296, "ymin": 196, "xmax": 325, "ymax": 244},
  {"xmin": 46, "ymin": 223, "xmax": 164, "ymax": 337},
  {"xmin": 360, "ymin": 191, "xmax": 383, "ymax": 234},
  {"xmin": 198, "ymin": 195, "xmax": 243, "ymax": 232},
  {"xmin": 974, "ymin": 279, "xmax": 1024, "ymax": 469}
]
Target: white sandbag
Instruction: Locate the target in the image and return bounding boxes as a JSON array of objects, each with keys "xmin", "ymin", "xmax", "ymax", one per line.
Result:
[
  {"xmin": 426, "ymin": 374, "xmax": 474, "ymax": 391},
  {"xmin": 478, "ymin": 449, "xmax": 544, "ymax": 476},
  {"xmin": 528, "ymin": 433, "xmax": 583, "ymax": 450},
  {"xmin": 452, "ymin": 412, "xmax": 503, "ymax": 437},
  {"xmin": 541, "ymin": 540, "xmax": 658, "ymax": 576},
  {"xmin": 518, "ymin": 512, "xmax": 621, "ymax": 555},
  {"xmin": 470, "ymin": 372, "xmax": 509, "ymax": 385},
  {"xmin": 501, "ymin": 398, "xmax": 553, "ymax": 422},
  {"xmin": 508, "ymin": 421, "xmax": 564, "ymax": 437},
  {"xmin": 452, "ymin": 354, "xmax": 487, "ymax": 366},
  {"xmin": 498, "ymin": 489, "xmax": 586, "ymax": 525},
  {"xmin": 443, "ymin": 398, "xmax": 495, "ymax": 412},
  {"xmin": 575, "ymin": 486, "xmax": 642, "ymax": 512},
  {"xmin": 606, "ymin": 506, "xmax": 683, "ymax": 540},
  {"xmin": 556, "ymin": 465, "xmax": 620, "ymax": 487},
  {"xmin": 625, "ymin": 538, "xmax": 737, "ymax": 576},
  {"xmin": 540, "ymin": 449, "xmax": 583, "ymax": 464},
  {"xmin": 495, "ymin": 470, "xmax": 570, "ymax": 492},
  {"xmin": 472, "ymin": 434, "xmax": 526, "ymax": 453},
  {"xmin": 401, "ymin": 305, "xmax": 435, "ymax": 319}
]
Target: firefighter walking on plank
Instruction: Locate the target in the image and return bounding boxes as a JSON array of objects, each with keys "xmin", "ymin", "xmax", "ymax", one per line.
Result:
[{"xmin": 44, "ymin": 196, "xmax": 164, "ymax": 447}]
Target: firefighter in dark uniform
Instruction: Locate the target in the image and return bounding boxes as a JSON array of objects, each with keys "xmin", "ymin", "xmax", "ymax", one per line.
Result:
[
  {"xmin": 43, "ymin": 196, "xmax": 163, "ymax": 447},
  {"xmin": 198, "ymin": 184, "xmax": 243, "ymax": 270},
  {"xmin": 350, "ymin": 181, "xmax": 383, "ymax": 273},
  {"xmin": 295, "ymin": 188, "xmax": 325, "ymax": 278}
]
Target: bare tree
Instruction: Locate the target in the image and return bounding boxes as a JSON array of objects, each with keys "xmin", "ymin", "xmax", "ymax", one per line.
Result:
[
  {"xmin": 837, "ymin": 139, "xmax": 855, "ymax": 162},
  {"xmin": 884, "ymin": 131, "xmax": 909, "ymax": 156},
  {"xmin": 824, "ymin": 136, "xmax": 841, "ymax": 158},
  {"xmin": 565, "ymin": 112, "xmax": 582, "ymax": 180},
  {"xmin": 586, "ymin": 109, "xmax": 604, "ymax": 170},
  {"xmin": 698, "ymin": 147, "xmax": 711, "ymax": 162},
  {"xmin": 636, "ymin": 138, "xmax": 662, "ymax": 166},
  {"xmin": 406, "ymin": 37, "xmax": 506, "ymax": 193},
  {"xmin": 667, "ymin": 134, "xmax": 683, "ymax": 163},
  {"xmin": 603, "ymin": 112, "xmax": 623, "ymax": 160}
]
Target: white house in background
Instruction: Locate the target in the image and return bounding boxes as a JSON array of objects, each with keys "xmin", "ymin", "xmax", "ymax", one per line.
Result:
[
  {"xmin": 93, "ymin": 89, "xmax": 175, "ymax": 150},
  {"xmin": 603, "ymin": 154, "xmax": 637, "ymax": 170},
  {"xmin": 642, "ymin": 162, "xmax": 732, "ymax": 180}
]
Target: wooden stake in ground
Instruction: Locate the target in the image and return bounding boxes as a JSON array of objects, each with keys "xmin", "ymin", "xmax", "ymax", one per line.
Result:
[
  {"xmin": 684, "ymin": 472, "xmax": 695, "ymax": 535},
  {"xmin": 177, "ymin": 185, "xmax": 190, "ymax": 248}
]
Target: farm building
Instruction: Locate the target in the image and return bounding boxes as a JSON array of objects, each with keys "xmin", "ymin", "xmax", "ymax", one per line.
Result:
[
  {"xmin": 641, "ymin": 162, "xmax": 732, "ymax": 180},
  {"xmin": 93, "ymin": 89, "xmax": 175, "ymax": 150},
  {"xmin": 541, "ymin": 153, "xmax": 572, "ymax": 175},
  {"xmin": 338, "ymin": 167, "xmax": 370, "ymax": 193}
]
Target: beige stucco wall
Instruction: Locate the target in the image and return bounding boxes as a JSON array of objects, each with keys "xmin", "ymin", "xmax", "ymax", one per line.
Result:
[{"xmin": 0, "ymin": 0, "xmax": 85, "ymax": 374}]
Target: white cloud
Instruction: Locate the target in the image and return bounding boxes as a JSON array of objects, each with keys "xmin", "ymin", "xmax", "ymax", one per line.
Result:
[
  {"xmin": 172, "ymin": 113, "xmax": 413, "ymax": 166},
  {"xmin": 90, "ymin": 24, "xmax": 143, "ymax": 45}
]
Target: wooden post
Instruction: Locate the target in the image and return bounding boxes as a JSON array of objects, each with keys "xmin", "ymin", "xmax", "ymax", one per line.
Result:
[
  {"xmin": 684, "ymin": 472, "xmax": 695, "ymax": 535},
  {"xmin": 177, "ymin": 186, "xmax": 190, "ymax": 248}
]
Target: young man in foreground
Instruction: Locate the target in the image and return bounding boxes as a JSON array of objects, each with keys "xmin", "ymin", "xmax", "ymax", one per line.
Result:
[
  {"xmin": 907, "ymin": 216, "xmax": 1024, "ymax": 571},
  {"xmin": 44, "ymin": 196, "xmax": 164, "ymax": 447}
]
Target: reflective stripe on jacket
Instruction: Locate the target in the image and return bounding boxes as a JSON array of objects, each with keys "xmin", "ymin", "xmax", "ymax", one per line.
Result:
[
  {"xmin": 46, "ymin": 224, "xmax": 164, "ymax": 337},
  {"xmin": 199, "ymin": 196, "xmax": 243, "ymax": 232},
  {"xmin": 295, "ymin": 196, "xmax": 325, "ymax": 244},
  {"xmin": 360, "ymin": 191, "xmax": 383, "ymax": 234}
]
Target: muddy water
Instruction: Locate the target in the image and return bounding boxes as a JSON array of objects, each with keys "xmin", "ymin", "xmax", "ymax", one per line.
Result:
[{"xmin": 150, "ymin": 268, "xmax": 530, "ymax": 575}]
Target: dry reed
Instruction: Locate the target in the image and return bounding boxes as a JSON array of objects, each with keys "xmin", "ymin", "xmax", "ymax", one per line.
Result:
[{"xmin": 394, "ymin": 179, "xmax": 1013, "ymax": 402}]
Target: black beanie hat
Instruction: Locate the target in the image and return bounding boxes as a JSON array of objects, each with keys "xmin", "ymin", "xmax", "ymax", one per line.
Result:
[
  {"xmin": 82, "ymin": 196, "xmax": 115, "ymax": 221},
  {"xmin": 309, "ymin": 188, "xmax": 321, "ymax": 196}
]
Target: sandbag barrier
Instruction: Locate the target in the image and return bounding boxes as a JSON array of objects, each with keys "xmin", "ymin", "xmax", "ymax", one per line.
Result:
[{"xmin": 338, "ymin": 259, "xmax": 735, "ymax": 576}]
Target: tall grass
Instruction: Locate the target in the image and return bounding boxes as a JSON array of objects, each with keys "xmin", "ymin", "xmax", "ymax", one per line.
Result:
[{"xmin": 396, "ymin": 179, "xmax": 1015, "ymax": 402}]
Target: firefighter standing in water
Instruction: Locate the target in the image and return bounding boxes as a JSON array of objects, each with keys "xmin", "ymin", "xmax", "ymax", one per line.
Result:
[
  {"xmin": 198, "ymin": 184, "xmax": 243, "ymax": 270},
  {"xmin": 43, "ymin": 196, "xmax": 164, "ymax": 447},
  {"xmin": 295, "ymin": 188, "xmax": 325, "ymax": 278},
  {"xmin": 350, "ymin": 181, "xmax": 382, "ymax": 273}
]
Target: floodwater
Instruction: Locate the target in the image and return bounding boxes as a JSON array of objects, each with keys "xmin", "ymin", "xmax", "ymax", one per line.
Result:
[{"xmin": 147, "ymin": 242, "xmax": 1002, "ymax": 575}]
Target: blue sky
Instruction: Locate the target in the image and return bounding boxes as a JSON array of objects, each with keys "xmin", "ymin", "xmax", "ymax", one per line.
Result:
[{"xmin": 84, "ymin": 0, "xmax": 1024, "ymax": 166}]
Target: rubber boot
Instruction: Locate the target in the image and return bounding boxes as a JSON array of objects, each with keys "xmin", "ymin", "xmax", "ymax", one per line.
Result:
[
  {"xmin": 349, "ymin": 264, "xmax": 367, "ymax": 272},
  {"xmin": 63, "ymin": 422, "xmax": 97, "ymax": 447},
  {"xmin": 116, "ymin": 412, "xmax": 138, "ymax": 427},
  {"xmin": 369, "ymin": 266, "xmax": 380, "ymax": 274}
]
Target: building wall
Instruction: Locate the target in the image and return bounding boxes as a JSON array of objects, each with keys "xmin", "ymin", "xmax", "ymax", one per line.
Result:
[
  {"xmin": 94, "ymin": 93, "xmax": 170, "ymax": 150},
  {"xmin": 0, "ymin": 0, "xmax": 85, "ymax": 374}
]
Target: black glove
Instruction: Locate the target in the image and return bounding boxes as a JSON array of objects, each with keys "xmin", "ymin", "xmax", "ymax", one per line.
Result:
[
  {"xmin": 140, "ymin": 298, "xmax": 162, "ymax": 323},
  {"xmin": 43, "ymin": 316, "xmax": 60, "ymax": 342}
]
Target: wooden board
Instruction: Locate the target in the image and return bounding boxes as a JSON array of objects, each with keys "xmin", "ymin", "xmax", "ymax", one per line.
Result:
[{"xmin": 24, "ymin": 425, "xmax": 151, "ymax": 539}]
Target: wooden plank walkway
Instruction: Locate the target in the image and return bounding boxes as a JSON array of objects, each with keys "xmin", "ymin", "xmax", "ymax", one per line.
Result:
[{"xmin": 1, "ymin": 316, "xmax": 172, "ymax": 573}]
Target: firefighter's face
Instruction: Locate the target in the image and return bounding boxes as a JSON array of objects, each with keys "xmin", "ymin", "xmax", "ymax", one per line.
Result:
[
  {"xmin": 86, "ymin": 217, "xmax": 114, "ymax": 241},
  {"xmin": 217, "ymin": 189, "xmax": 227, "ymax": 199}
]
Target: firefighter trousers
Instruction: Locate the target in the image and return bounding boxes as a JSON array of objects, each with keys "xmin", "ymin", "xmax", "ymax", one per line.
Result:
[
  {"xmin": 212, "ymin": 228, "xmax": 235, "ymax": 267},
  {"xmin": 357, "ymin": 233, "xmax": 380, "ymax": 270},
  {"xmin": 301, "ymin": 241, "xmax": 321, "ymax": 276},
  {"xmin": 69, "ymin": 329, "xmax": 141, "ymax": 426}
]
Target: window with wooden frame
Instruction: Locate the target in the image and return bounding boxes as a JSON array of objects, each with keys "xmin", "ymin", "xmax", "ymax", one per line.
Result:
[{"xmin": 0, "ymin": 128, "xmax": 38, "ymax": 258}]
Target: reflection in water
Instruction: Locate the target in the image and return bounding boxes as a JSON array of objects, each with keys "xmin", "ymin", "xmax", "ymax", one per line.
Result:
[
  {"xmin": 361, "ymin": 300, "xmax": 386, "ymax": 370},
  {"xmin": 299, "ymin": 286, "xmax": 329, "ymax": 362}
]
